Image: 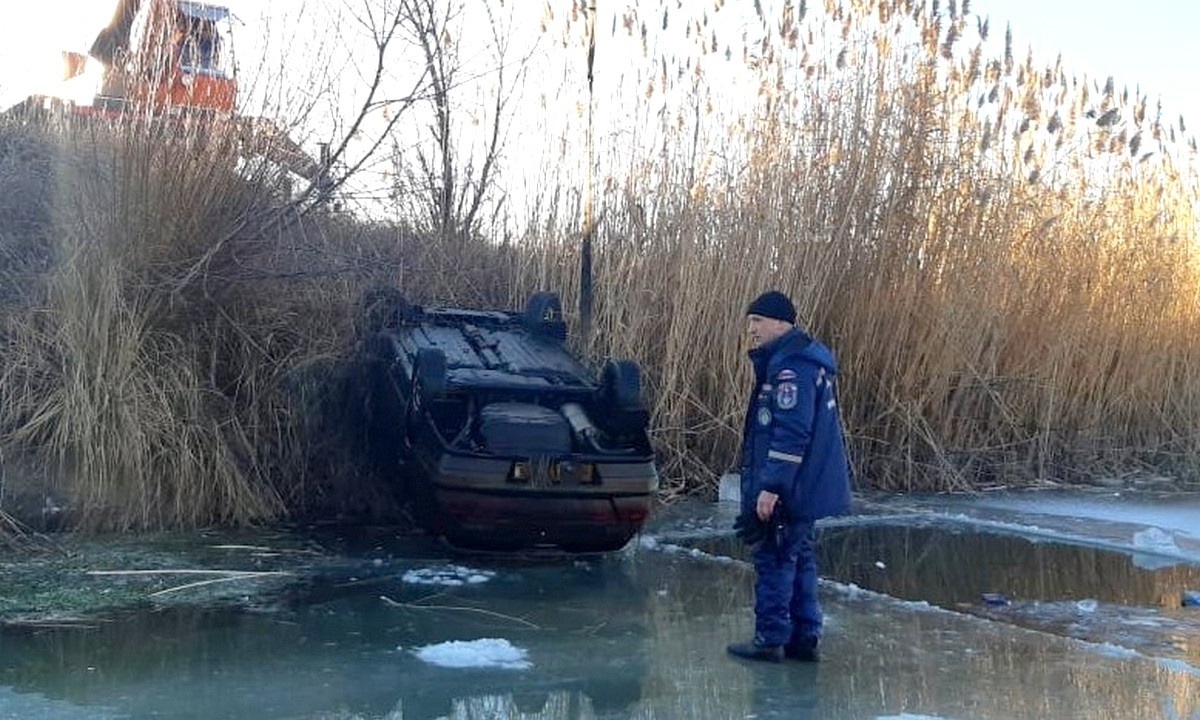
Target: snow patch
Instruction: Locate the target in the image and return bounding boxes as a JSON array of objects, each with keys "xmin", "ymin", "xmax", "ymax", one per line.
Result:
[
  {"xmin": 413, "ymin": 638, "xmax": 531, "ymax": 669},
  {"xmin": 1131, "ymin": 527, "xmax": 1184, "ymax": 569},
  {"xmin": 639, "ymin": 535, "xmax": 740, "ymax": 565},
  {"xmin": 718, "ymin": 473, "xmax": 741, "ymax": 503},
  {"xmin": 1088, "ymin": 641, "xmax": 1139, "ymax": 660},
  {"xmin": 401, "ymin": 565, "xmax": 496, "ymax": 586},
  {"xmin": 875, "ymin": 715, "xmax": 960, "ymax": 720},
  {"xmin": 1133, "ymin": 527, "xmax": 1181, "ymax": 554},
  {"xmin": 829, "ymin": 581, "xmax": 944, "ymax": 613}
]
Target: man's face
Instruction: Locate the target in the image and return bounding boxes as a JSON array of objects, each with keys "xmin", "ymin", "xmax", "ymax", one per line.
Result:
[{"xmin": 746, "ymin": 314, "xmax": 791, "ymax": 348}]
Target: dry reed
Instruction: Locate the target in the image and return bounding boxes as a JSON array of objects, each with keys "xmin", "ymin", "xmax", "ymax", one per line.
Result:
[
  {"xmin": 3, "ymin": 0, "xmax": 1200, "ymax": 533},
  {"xmin": 515, "ymin": 0, "xmax": 1200, "ymax": 496}
]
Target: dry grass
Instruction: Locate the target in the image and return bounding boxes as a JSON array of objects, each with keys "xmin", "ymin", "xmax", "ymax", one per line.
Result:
[
  {"xmin": 1, "ymin": 116, "xmax": 287, "ymax": 530},
  {"xmin": 3, "ymin": 0, "xmax": 1200, "ymax": 533},
  {"xmin": 0, "ymin": 110, "xmax": 526, "ymax": 531}
]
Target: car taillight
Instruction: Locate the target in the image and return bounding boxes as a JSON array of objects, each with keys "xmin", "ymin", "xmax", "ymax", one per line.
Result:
[{"xmin": 574, "ymin": 463, "xmax": 597, "ymax": 484}]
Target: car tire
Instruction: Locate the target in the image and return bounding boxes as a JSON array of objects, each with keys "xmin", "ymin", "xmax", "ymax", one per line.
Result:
[
  {"xmin": 414, "ymin": 347, "xmax": 447, "ymax": 403},
  {"xmin": 523, "ymin": 291, "xmax": 567, "ymax": 340},
  {"xmin": 601, "ymin": 359, "xmax": 642, "ymax": 411},
  {"xmin": 360, "ymin": 334, "xmax": 407, "ymax": 475},
  {"xmin": 357, "ymin": 286, "xmax": 410, "ymax": 336}
]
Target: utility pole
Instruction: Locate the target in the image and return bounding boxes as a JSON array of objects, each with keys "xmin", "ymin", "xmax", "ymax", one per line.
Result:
[{"xmin": 580, "ymin": 0, "xmax": 596, "ymax": 349}]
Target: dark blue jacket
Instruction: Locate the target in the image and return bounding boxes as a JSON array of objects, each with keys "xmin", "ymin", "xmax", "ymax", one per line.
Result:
[{"xmin": 740, "ymin": 327, "xmax": 852, "ymax": 522}]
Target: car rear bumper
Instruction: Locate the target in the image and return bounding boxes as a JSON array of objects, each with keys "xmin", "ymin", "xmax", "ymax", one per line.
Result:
[{"xmin": 426, "ymin": 455, "xmax": 658, "ymax": 552}]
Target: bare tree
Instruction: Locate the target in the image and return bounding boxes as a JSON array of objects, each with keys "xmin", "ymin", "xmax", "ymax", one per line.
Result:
[{"xmin": 386, "ymin": 0, "xmax": 523, "ymax": 239}]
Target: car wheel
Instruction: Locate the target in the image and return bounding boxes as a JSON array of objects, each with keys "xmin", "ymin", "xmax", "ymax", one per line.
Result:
[
  {"xmin": 360, "ymin": 335, "xmax": 408, "ymax": 474},
  {"xmin": 602, "ymin": 359, "xmax": 642, "ymax": 411},
  {"xmin": 357, "ymin": 286, "xmax": 410, "ymax": 336},
  {"xmin": 414, "ymin": 347, "xmax": 447, "ymax": 403},
  {"xmin": 523, "ymin": 291, "xmax": 567, "ymax": 340}
]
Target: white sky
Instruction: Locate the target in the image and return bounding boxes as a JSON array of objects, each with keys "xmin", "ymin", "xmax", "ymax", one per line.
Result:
[
  {"xmin": 2, "ymin": 0, "xmax": 1194, "ymax": 124},
  {"xmin": 0, "ymin": 0, "xmax": 1193, "ymax": 221}
]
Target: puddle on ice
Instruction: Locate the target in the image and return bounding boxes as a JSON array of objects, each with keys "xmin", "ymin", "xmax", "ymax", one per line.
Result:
[
  {"xmin": 1, "ymin": 494, "xmax": 1199, "ymax": 719},
  {"xmin": 693, "ymin": 519, "xmax": 1200, "ymax": 668}
]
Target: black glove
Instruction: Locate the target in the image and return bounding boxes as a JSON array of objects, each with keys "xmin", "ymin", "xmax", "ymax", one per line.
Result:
[
  {"xmin": 733, "ymin": 510, "xmax": 768, "ymax": 545},
  {"xmin": 735, "ymin": 502, "xmax": 790, "ymax": 547}
]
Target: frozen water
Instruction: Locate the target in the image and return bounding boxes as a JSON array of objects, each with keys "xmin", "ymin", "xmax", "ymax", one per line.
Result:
[
  {"xmin": 1, "ymin": 490, "xmax": 1198, "ymax": 719},
  {"xmin": 413, "ymin": 638, "xmax": 531, "ymax": 670},
  {"xmin": 0, "ymin": 688, "xmax": 123, "ymax": 720},
  {"xmin": 717, "ymin": 472, "xmax": 741, "ymax": 503}
]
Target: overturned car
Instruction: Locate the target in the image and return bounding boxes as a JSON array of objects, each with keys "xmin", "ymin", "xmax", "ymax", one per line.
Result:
[{"xmin": 361, "ymin": 290, "xmax": 658, "ymax": 552}]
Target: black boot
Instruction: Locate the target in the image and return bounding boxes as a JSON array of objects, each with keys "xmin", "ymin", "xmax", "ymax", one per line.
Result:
[
  {"xmin": 726, "ymin": 640, "xmax": 784, "ymax": 663},
  {"xmin": 784, "ymin": 636, "xmax": 820, "ymax": 662}
]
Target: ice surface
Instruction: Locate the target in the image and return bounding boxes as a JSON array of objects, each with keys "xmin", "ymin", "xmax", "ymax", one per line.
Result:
[
  {"xmin": 3, "ymin": 491, "xmax": 1199, "ymax": 720},
  {"xmin": 0, "ymin": 688, "xmax": 124, "ymax": 720},
  {"xmin": 718, "ymin": 472, "xmax": 741, "ymax": 503},
  {"xmin": 413, "ymin": 638, "xmax": 531, "ymax": 670},
  {"xmin": 856, "ymin": 490, "xmax": 1200, "ymax": 566},
  {"xmin": 968, "ymin": 493, "xmax": 1200, "ymax": 539}
]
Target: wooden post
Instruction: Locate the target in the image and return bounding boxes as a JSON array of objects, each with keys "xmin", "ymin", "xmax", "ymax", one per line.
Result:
[{"xmin": 580, "ymin": 0, "xmax": 597, "ymax": 349}]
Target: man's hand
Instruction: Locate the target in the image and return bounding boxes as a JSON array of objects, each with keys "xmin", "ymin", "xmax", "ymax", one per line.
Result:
[{"xmin": 756, "ymin": 490, "xmax": 779, "ymax": 522}]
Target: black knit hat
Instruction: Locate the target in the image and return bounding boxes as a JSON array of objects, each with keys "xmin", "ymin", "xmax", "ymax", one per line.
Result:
[{"xmin": 746, "ymin": 290, "xmax": 796, "ymax": 324}]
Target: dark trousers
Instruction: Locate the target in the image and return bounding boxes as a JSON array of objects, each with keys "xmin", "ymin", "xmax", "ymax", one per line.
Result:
[{"xmin": 752, "ymin": 521, "xmax": 821, "ymax": 646}]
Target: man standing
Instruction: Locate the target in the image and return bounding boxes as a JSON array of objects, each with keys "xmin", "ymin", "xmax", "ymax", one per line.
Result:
[{"xmin": 727, "ymin": 290, "xmax": 853, "ymax": 663}]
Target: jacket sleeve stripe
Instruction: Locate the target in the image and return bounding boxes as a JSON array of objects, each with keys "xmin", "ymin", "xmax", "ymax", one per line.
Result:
[{"xmin": 767, "ymin": 449, "xmax": 804, "ymax": 464}]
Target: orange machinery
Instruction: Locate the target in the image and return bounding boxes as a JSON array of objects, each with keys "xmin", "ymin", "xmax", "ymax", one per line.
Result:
[
  {"xmin": 84, "ymin": 0, "xmax": 237, "ymax": 114},
  {"xmin": 40, "ymin": 0, "xmax": 327, "ymax": 187}
]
